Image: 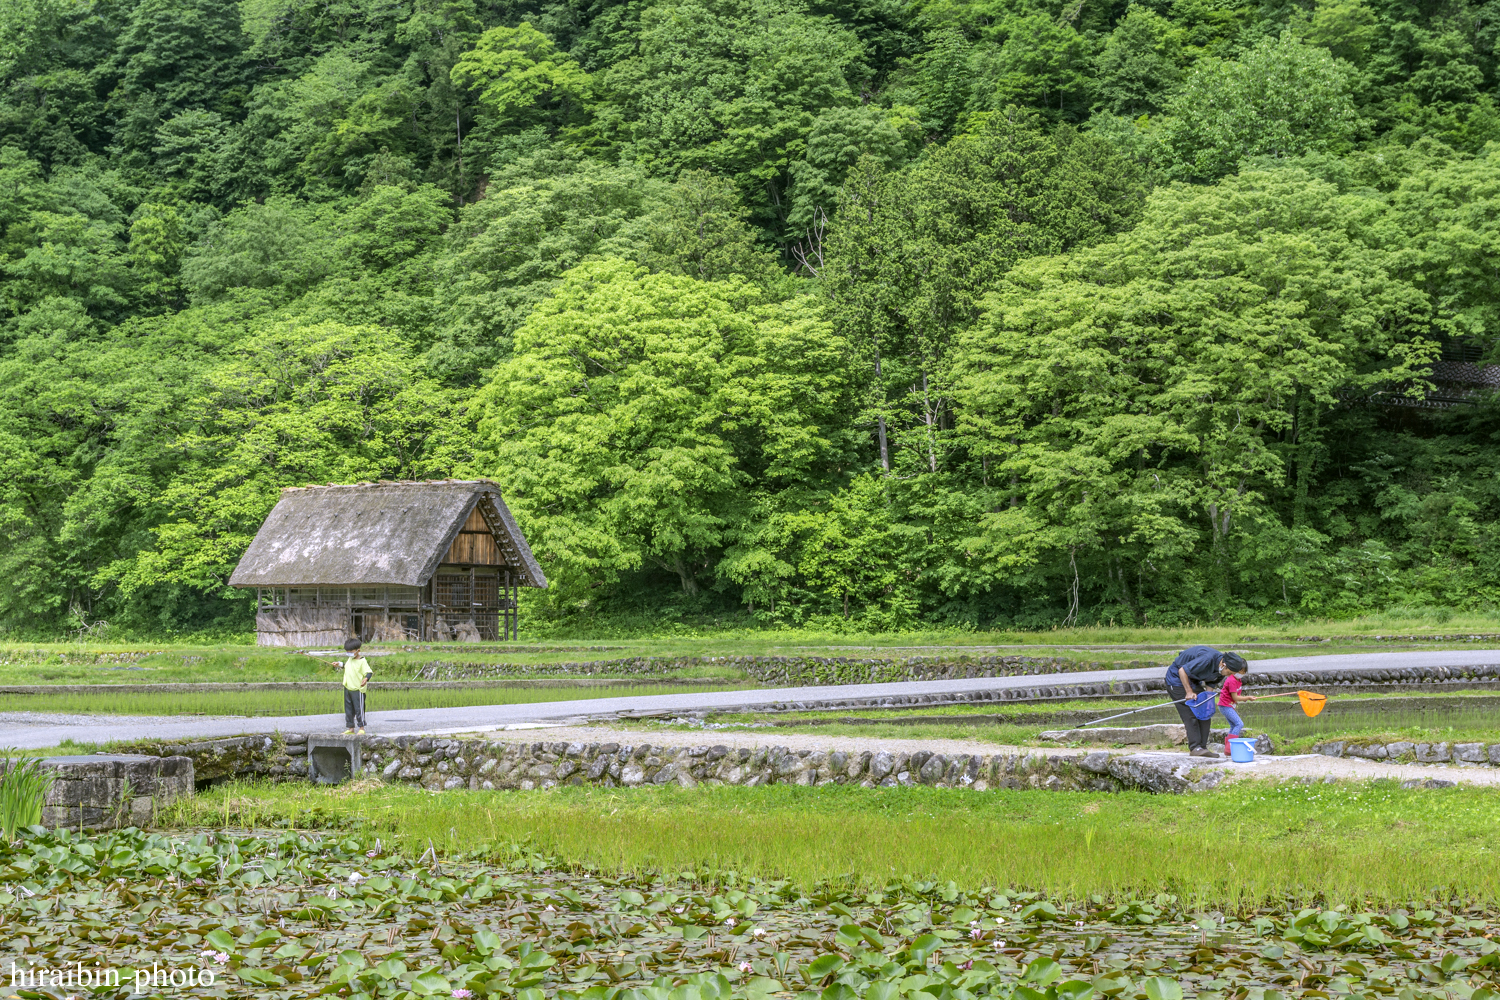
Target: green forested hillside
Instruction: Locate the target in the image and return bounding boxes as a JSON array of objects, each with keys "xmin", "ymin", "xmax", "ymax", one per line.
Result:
[{"xmin": 2, "ymin": 0, "xmax": 1499, "ymax": 637}]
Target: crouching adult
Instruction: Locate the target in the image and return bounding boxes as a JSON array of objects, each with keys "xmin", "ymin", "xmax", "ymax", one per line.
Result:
[{"xmin": 1165, "ymin": 645, "xmax": 1247, "ymax": 757}]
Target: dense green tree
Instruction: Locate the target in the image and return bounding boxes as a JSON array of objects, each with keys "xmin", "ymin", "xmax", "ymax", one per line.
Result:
[
  {"xmin": 949, "ymin": 168, "xmax": 1436, "ymax": 618},
  {"xmin": 1092, "ymin": 7, "xmax": 1182, "ymax": 118},
  {"xmin": 475, "ymin": 259, "xmax": 859, "ymax": 599},
  {"xmin": 451, "ymin": 23, "xmax": 592, "ymax": 133},
  {"xmin": 1158, "ymin": 34, "xmax": 1362, "ymax": 181}
]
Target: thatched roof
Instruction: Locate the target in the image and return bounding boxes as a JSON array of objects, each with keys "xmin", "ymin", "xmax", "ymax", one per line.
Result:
[{"xmin": 228, "ymin": 480, "xmax": 547, "ymax": 588}]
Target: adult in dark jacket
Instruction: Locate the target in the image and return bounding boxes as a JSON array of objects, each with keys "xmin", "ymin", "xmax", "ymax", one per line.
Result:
[{"xmin": 1165, "ymin": 645, "xmax": 1248, "ymax": 757}]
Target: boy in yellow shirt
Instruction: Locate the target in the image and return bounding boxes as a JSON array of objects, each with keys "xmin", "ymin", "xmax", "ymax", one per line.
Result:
[{"xmin": 342, "ymin": 636, "xmax": 372, "ymax": 734}]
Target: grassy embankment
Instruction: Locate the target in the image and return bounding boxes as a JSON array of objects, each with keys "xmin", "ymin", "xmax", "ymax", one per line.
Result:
[
  {"xmin": 171, "ymin": 779, "xmax": 1500, "ymax": 908},
  {"xmin": 9, "ymin": 609, "xmax": 1500, "ymax": 684}
]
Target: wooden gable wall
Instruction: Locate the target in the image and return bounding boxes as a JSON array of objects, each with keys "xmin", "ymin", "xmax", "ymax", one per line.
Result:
[{"xmin": 442, "ymin": 506, "xmax": 510, "ymax": 566}]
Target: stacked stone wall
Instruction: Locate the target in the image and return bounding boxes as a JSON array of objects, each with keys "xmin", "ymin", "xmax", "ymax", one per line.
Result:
[{"xmin": 1311, "ymin": 739, "xmax": 1500, "ymax": 765}]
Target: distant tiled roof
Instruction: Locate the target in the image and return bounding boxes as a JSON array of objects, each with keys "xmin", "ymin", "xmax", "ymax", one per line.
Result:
[{"xmin": 227, "ymin": 480, "xmax": 547, "ymax": 589}]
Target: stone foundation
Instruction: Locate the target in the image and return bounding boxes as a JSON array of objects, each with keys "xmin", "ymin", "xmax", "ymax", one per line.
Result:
[{"xmin": 7, "ymin": 754, "xmax": 195, "ymax": 830}]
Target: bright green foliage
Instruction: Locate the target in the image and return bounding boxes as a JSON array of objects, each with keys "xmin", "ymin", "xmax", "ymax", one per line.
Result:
[
  {"xmin": 1158, "ymin": 34, "xmax": 1362, "ymax": 181},
  {"xmin": 451, "ymin": 23, "xmax": 592, "ymax": 132},
  {"xmin": 950, "ymin": 168, "xmax": 1441, "ymax": 618},
  {"xmin": 2, "ymin": 0, "xmax": 1500, "ymax": 635},
  {"xmin": 583, "ymin": 0, "xmax": 866, "ymax": 230},
  {"xmin": 786, "ymin": 105, "xmax": 916, "ymax": 237},
  {"xmin": 971, "ymin": 14, "xmax": 1092, "ymax": 123},
  {"xmin": 476, "ymin": 260, "xmax": 858, "ymax": 598},
  {"xmin": 1092, "ymin": 8, "xmax": 1183, "ymax": 118},
  {"xmin": 109, "ymin": 320, "xmax": 463, "ymax": 599}
]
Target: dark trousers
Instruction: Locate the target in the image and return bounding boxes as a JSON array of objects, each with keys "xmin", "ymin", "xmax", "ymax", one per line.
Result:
[
  {"xmin": 1167, "ymin": 685, "xmax": 1212, "ymax": 750},
  {"xmin": 343, "ymin": 689, "xmax": 366, "ymax": 729}
]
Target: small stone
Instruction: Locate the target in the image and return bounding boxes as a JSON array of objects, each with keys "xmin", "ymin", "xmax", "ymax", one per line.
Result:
[
  {"xmin": 478, "ymin": 758, "xmax": 497, "ymax": 774},
  {"xmin": 443, "ymin": 777, "xmax": 465, "ymax": 790},
  {"xmin": 1080, "ymin": 751, "xmax": 1111, "ymax": 774},
  {"xmin": 397, "ymin": 766, "xmax": 422, "ymax": 780},
  {"xmin": 1454, "ymin": 742, "xmax": 1486, "ymax": 763},
  {"xmin": 1415, "ymin": 742, "xmax": 1451, "ymax": 763},
  {"xmin": 869, "ymin": 752, "xmax": 894, "ymax": 781},
  {"xmin": 918, "ymin": 755, "xmax": 947, "ymax": 784},
  {"xmin": 1386, "ymin": 741, "xmax": 1415, "ymax": 759},
  {"xmin": 382, "ymin": 760, "xmax": 402, "ymax": 780}
]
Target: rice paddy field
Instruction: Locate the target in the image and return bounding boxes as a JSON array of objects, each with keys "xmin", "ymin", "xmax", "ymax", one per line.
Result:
[
  {"xmin": 7, "ymin": 779, "xmax": 1490, "ymax": 999},
  {"xmin": 8, "ymin": 611, "xmax": 1500, "ymax": 686},
  {"xmin": 173, "ymin": 780, "xmax": 1500, "ymax": 906},
  {"xmin": 6, "ymin": 814, "xmax": 1500, "ymax": 1000},
  {"xmin": 0, "ymin": 683, "xmax": 748, "ymax": 718},
  {"xmin": 612, "ymin": 691, "xmax": 1500, "ymax": 753}
]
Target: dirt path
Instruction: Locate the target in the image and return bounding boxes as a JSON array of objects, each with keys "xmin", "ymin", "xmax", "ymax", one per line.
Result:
[{"xmin": 478, "ymin": 724, "xmax": 1500, "ymax": 787}]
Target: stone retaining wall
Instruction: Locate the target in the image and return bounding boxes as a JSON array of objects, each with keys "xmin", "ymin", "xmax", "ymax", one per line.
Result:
[
  {"xmin": 0, "ymin": 754, "xmax": 195, "ymax": 829},
  {"xmin": 117, "ymin": 734, "xmax": 1224, "ymax": 794},
  {"xmin": 1311, "ymin": 739, "xmax": 1500, "ymax": 766},
  {"xmin": 347, "ymin": 736, "xmax": 1225, "ymax": 794},
  {"xmin": 413, "ymin": 654, "xmax": 1148, "ymax": 684}
]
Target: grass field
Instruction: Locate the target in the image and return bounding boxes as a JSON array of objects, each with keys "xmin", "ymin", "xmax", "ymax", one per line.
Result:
[{"xmin": 172, "ymin": 779, "xmax": 1500, "ymax": 907}]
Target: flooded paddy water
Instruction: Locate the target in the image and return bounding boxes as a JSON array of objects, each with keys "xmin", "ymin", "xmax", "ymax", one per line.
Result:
[{"xmin": 1110, "ymin": 694, "xmax": 1500, "ymax": 742}]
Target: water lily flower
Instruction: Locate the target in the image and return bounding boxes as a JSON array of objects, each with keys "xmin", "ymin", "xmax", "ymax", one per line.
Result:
[
  {"xmin": 452, "ymin": 991, "xmax": 473, "ymax": 999},
  {"xmin": 545, "ymin": 904, "xmax": 555, "ymax": 912},
  {"xmin": 349, "ymin": 872, "xmax": 365, "ymax": 883},
  {"xmin": 970, "ymin": 928, "xmax": 983, "ymax": 940},
  {"xmin": 200, "ymin": 949, "xmax": 216, "ymax": 959},
  {"xmin": 213, "ymin": 952, "xmax": 230, "ymax": 965},
  {"xmin": 367, "ymin": 850, "xmax": 377, "ymax": 858},
  {"xmin": 724, "ymin": 917, "xmax": 736, "ymax": 927},
  {"xmin": 738, "ymin": 962, "xmax": 754, "ymax": 974},
  {"xmin": 674, "ymin": 907, "xmax": 685, "ymax": 914},
  {"xmin": 961, "ymin": 960, "xmax": 973, "ymax": 971},
  {"xmin": 992, "ymin": 941, "xmax": 1006, "ymax": 951},
  {"xmin": 752, "ymin": 927, "xmax": 766, "ymax": 939}
]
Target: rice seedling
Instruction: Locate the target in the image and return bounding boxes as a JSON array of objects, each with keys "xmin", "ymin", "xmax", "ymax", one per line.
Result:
[
  {"xmin": 1, "ymin": 683, "xmax": 747, "ymax": 717},
  {"xmin": 170, "ymin": 779, "xmax": 1500, "ymax": 908}
]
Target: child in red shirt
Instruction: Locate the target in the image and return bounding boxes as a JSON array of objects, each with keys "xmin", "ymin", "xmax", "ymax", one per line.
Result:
[{"xmin": 1219, "ymin": 664, "xmax": 1256, "ymax": 754}]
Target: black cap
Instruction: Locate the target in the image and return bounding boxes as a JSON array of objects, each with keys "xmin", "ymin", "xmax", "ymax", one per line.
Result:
[{"xmin": 1222, "ymin": 651, "xmax": 1248, "ymax": 673}]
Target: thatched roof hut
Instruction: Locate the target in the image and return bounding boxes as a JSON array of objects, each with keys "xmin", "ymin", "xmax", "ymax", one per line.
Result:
[{"xmin": 229, "ymin": 479, "xmax": 546, "ymax": 646}]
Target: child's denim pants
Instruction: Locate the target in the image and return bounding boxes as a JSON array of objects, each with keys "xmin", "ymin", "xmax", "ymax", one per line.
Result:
[{"xmin": 1218, "ymin": 704, "xmax": 1244, "ymax": 735}]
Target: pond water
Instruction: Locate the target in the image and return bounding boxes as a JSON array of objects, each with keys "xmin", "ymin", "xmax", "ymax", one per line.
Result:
[{"xmin": 1113, "ymin": 695, "xmax": 1500, "ymax": 740}]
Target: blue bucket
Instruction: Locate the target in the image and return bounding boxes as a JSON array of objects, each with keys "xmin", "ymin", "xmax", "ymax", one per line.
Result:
[{"xmin": 1228, "ymin": 738, "xmax": 1256, "ymax": 763}]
